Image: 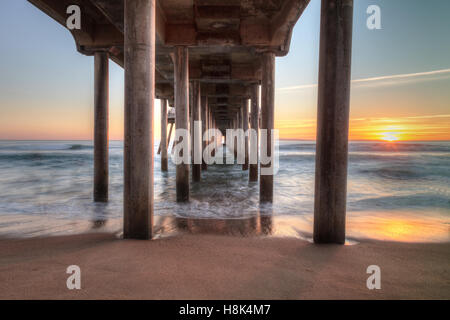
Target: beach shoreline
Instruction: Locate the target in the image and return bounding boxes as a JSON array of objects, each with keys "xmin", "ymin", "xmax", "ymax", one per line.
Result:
[
  {"xmin": 1, "ymin": 232, "xmax": 448, "ymax": 300},
  {"xmin": 0, "ymin": 211, "xmax": 448, "ymax": 243}
]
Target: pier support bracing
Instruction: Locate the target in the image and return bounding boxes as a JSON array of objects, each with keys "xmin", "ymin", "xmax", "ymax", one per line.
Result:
[
  {"xmin": 249, "ymin": 84, "xmax": 259, "ymax": 182},
  {"xmin": 93, "ymin": 52, "xmax": 109, "ymax": 203},
  {"xmin": 313, "ymin": 0, "xmax": 353, "ymax": 244},
  {"xmin": 260, "ymin": 52, "xmax": 275, "ymax": 203},
  {"xmin": 175, "ymin": 46, "xmax": 190, "ymax": 202},
  {"xmin": 123, "ymin": 0, "xmax": 155, "ymax": 239},
  {"xmin": 161, "ymin": 98, "xmax": 168, "ymax": 172}
]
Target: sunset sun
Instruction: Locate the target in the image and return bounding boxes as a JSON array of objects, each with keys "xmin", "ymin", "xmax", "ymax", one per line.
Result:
[
  {"xmin": 377, "ymin": 125, "xmax": 405, "ymax": 142},
  {"xmin": 380, "ymin": 133, "xmax": 400, "ymax": 142}
]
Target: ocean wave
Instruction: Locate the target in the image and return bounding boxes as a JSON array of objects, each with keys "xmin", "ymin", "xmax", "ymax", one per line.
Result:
[
  {"xmin": 0, "ymin": 142, "xmax": 93, "ymax": 152},
  {"xmin": 349, "ymin": 142, "xmax": 450, "ymax": 153},
  {"xmin": 0, "ymin": 152, "xmax": 92, "ymax": 163},
  {"xmin": 349, "ymin": 194, "xmax": 450, "ymax": 211},
  {"xmin": 67, "ymin": 144, "xmax": 93, "ymax": 150},
  {"xmin": 357, "ymin": 163, "xmax": 450, "ymax": 180},
  {"xmin": 358, "ymin": 167, "xmax": 425, "ymax": 180},
  {"xmin": 278, "ymin": 141, "xmax": 450, "ymax": 153},
  {"xmin": 0, "ymin": 140, "xmax": 449, "ymax": 228},
  {"xmin": 279, "ymin": 143, "xmax": 315, "ymax": 151}
]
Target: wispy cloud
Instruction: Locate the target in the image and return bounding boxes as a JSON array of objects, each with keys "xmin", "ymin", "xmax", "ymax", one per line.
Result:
[
  {"xmin": 278, "ymin": 68, "xmax": 450, "ymax": 92},
  {"xmin": 405, "ymin": 114, "xmax": 450, "ymax": 120}
]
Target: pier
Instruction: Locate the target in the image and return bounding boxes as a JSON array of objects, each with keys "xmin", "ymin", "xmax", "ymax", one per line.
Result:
[{"xmin": 28, "ymin": 0, "xmax": 353, "ymax": 244}]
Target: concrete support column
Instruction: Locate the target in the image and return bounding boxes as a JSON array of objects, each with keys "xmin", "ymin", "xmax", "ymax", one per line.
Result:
[
  {"xmin": 211, "ymin": 117, "xmax": 216, "ymax": 157},
  {"xmin": 174, "ymin": 46, "xmax": 190, "ymax": 202},
  {"xmin": 239, "ymin": 105, "xmax": 244, "ymax": 163},
  {"xmin": 260, "ymin": 52, "xmax": 275, "ymax": 203},
  {"xmin": 249, "ymin": 84, "xmax": 260, "ymax": 182},
  {"xmin": 236, "ymin": 109, "xmax": 241, "ymax": 160},
  {"xmin": 192, "ymin": 81, "xmax": 201, "ymax": 181},
  {"xmin": 93, "ymin": 52, "xmax": 109, "ymax": 203},
  {"xmin": 209, "ymin": 111, "xmax": 214, "ymax": 157},
  {"xmin": 313, "ymin": 0, "xmax": 353, "ymax": 244},
  {"xmin": 243, "ymin": 99, "xmax": 249, "ymax": 171},
  {"xmin": 207, "ymin": 104, "xmax": 211, "ymax": 146},
  {"xmin": 123, "ymin": 0, "xmax": 155, "ymax": 239},
  {"xmin": 161, "ymin": 98, "xmax": 168, "ymax": 171},
  {"xmin": 189, "ymin": 85, "xmax": 193, "ymax": 160},
  {"xmin": 201, "ymin": 96, "xmax": 208, "ymax": 171}
]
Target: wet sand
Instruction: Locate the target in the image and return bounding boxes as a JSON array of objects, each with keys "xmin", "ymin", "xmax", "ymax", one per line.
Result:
[{"xmin": 0, "ymin": 232, "xmax": 449, "ymax": 299}]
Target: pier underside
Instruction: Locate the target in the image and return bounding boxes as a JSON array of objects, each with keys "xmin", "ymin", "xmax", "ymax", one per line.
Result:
[{"xmin": 29, "ymin": 0, "xmax": 310, "ymax": 126}]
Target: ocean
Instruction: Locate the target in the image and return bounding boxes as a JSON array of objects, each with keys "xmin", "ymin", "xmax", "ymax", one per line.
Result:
[{"xmin": 0, "ymin": 140, "xmax": 448, "ymax": 242}]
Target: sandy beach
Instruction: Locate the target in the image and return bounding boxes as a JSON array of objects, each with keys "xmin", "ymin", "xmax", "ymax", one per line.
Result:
[{"xmin": 1, "ymin": 232, "xmax": 448, "ymax": 300}]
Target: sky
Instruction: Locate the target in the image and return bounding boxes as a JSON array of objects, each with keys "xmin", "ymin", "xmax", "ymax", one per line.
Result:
[{"xmin": 0, "ymin": 0, "xmax": 449, "ymax": 141}]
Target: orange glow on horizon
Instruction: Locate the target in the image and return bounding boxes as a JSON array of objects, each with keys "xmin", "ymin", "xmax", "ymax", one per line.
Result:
[
  {"xmin": 377, "ymin": 125, "xmax": 403, "ymax": 142},
  {"xmin": 380, "ymin": 135, "xmax": 399, "ymax": 142},
  {"xmin": 1, "ymin": 105, "xmax": 450, "ymax": 141},
  {"xmin": 275, "ymin": 115, "xmax": 450, "ymax": 141}
]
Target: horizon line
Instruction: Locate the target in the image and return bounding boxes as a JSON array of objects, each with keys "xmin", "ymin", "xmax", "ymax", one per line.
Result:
[{"xmin": 1, "ymin": 138, "xmax": 449, "ymax": 142}]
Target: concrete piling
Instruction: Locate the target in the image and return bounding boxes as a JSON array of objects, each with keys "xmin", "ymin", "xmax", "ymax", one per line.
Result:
[
  {"xmin": 201, "ymin": 95, "xmax": 208, "ymax": 171},
  {"xmin": 174, "ymin": 46, "xmax": 190, "ymax": 202},
  {"xmin": 161, "ymin": 98, "xmax": 168, "ymax": 172},
  {"xmin": 249, "ymin": 84, "xmax": 259, "ymax": 182},
  {"xmin": 123, "ymin": 0, "xmax": 155, "ymax": 239},
  {"xmin": 313, "ymin": 0, "xmax": 353, "ymax": 244},
  {"xmin": 243, "ymin": 98, "xmax": 249, "ymax": 171},
  {"xmin": 192, "ymin": 81, "xmax": 201, "ymax": 182},
  {"xmin": 93, "ymin": 51, "xmax": 109, "ymax": 203},
  {"xmin": 260, "ymin": 52, "xmax": 275, "ymax": 203}
]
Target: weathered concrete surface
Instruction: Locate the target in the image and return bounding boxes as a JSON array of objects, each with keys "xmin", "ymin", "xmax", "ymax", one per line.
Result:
[
  {"xmin": 260, "ymin": 52, "xmax": 275, "ymax": 203},
  {"xmin": 160, "ymin": 98, "xmax": 168, "ymax": 172},
  {"xmin": 313, "ymin": 0, "xmax": 353, "ymax": 244},
  {"xmin": 201, "ymin": 95, "xmax": 208, "ymax": 171},
  {"xmin": 93, "ymin": 51, "xmax": 109, "ymax": 202},
  {"xmin": 174, "ymin": 46, "xmax": 190, "ymax": 202},
  {"xmin": 192, "ymin": 81, "xmax": 201, "ymax": 182},
  {"xmin": 123, "ymin": 0, "xmax": 155, "ymax": 240},
  {"xmin": 249, "ymin": 84, "xmax": 259, "ymax": 182},
  {"xmin": 242, "ymin": 98, "xmax": 249, "ymax": 171}
]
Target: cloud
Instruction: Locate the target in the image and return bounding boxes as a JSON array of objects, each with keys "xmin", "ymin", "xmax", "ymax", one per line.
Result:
[
  {"xmin": 278, "ymin": 68, "xmax": 450, "ymax": 92},
  {"xmin": 278, "ymin": 83, "xmax": 318, "ymax": 91},
  {"xmin": 405, "ymin": 114, "xmax": 450, "ymax": 120}
]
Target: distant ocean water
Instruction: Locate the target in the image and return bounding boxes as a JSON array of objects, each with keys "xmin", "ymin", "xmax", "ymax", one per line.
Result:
[{"xmin": 0, "ymin": 140, "xmax": 448, "ymax": 242}]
